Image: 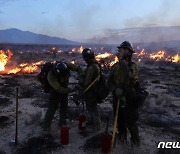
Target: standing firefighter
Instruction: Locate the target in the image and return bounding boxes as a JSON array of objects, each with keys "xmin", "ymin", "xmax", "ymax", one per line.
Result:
[
  {"xmin": 81, "ymin": 48, "xmax": 101, "ymax": 132},
  {"xmin": 107, "ymin": 41, "xmax": 140, "ymax": 146},
  {"xmin": 41, "ymin": 61, "xmax": 83, "ymax": 131}
]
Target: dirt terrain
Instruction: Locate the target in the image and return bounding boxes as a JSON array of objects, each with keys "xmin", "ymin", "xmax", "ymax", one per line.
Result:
[{"xmin": 0, "ymin": 48, "xmax": 180, "ymax": 154}]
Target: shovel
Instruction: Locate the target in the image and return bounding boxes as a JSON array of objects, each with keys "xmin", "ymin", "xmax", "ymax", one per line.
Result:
[
  {"xmin": 9, "ymin": 87, "xmax": 19, "ymax": 146},
  {"xmin": 110, "ymin": 98, "xmax": 120, "ymax": 153}
]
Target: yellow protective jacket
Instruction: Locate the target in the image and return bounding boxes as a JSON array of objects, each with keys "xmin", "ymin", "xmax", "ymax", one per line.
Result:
[
  {"xmin": 47, "ymin": 63, "xmax": 83, "ymax": 94},
  {"xmin": 84, "ymin": 62, "xmax": 100, "ymax": 92},
  {"xmin": 107, "ymin": 59, "xmax": 138, "ymax": 94}
]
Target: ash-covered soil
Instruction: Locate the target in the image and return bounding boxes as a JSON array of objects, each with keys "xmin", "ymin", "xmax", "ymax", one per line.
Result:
[{"xmin": 0, "ymin": 50, "xmax": 180, "ymax": 154}]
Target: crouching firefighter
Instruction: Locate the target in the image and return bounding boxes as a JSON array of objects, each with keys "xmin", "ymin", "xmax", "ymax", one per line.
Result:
[
  {"xmin": 107, "ymin": 41, "xmax": 140, "ymax": 146},
  {"xmin": 38, "ymin": 61, "xmax": 83, "ymax": 131},
  {"xmin": 80, "ymin": 48, "xmax": 101, "ymax": 133}
]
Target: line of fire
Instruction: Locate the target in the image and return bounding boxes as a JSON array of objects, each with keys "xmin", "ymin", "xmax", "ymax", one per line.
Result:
[{"xmin": 0, "ymin": 46, "xmax": 179, "ymax": 75}]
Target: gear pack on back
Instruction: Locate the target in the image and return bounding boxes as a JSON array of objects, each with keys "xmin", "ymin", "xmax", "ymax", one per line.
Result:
[
  {"xmin": 96, "ymin": 71, "xmax": 109, "ymax": 103},
  {"xmin": 37, "ymin": 62, "xmax": 53, "ymax": 93}
]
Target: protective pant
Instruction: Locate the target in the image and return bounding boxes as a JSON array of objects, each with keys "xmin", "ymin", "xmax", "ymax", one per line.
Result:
[
  {"xmin": 113, "ymin": 94, "xmax": 140, "ymax": 146},
  {"xmin": 43, "ymin": 91, "xmax": 68, "ymax": 129},
  {"xmin": 85, "ymin": 90, "xmax": 100, "ymax": 128}
]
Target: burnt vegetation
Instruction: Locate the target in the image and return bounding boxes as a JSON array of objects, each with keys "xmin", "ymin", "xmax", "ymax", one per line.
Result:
[{"xmin": 0, "ymin": 44, "xmax": 180, "ymax": 153}]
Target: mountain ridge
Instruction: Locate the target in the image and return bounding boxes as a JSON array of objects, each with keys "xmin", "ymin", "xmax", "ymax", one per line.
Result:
[{"xmin": 0, "ymin": 28, "xmax": 80, "ymax": 45}]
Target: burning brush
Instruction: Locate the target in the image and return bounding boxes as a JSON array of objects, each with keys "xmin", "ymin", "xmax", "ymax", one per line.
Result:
[
  {"xmin": 0, "ymin": 49, "xmax": 45, "ymax": 75},
  {"xmin": 0, "ymin": 47, "xmax": 180, "ymax": 75}
]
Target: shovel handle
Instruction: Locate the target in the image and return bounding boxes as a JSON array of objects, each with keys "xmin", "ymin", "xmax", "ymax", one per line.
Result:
[
  {"xmin": 15, "ymin": 87, "xmax": 18, "ymax": 145},
  {"xmin": 110, "ymin": 98, "xmax": 120, "ymax": 153}
]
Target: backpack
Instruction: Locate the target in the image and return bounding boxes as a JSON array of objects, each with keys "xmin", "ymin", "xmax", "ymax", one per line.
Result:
[
  {"xmin": 37, "ymin": 62, "xmax": 53, "ymax": 93},
  {"xmin": 96, "ymin": 72, "xmax": 109, "ymax": 103},
  {"xmin": 133, "ymin": 81, "xmax": 149, "ymax": 108},
  {"xmin": 83, "ymin": 63, "xmax": 109, "ymax": 103}
]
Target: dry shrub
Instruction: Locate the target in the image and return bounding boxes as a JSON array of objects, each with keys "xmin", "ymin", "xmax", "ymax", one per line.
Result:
[
  {"xmin": 25, "ymin": 111, "xmax": 42, "ymax": 125},
  {"xmin": 113, "ymin": 143, "xmax": 141, "ymax": 154},
  {"xmin": 20, "ymin": 85, "xmax": 35, "ymax": 98},
  {"xmin": 155, "ymin": 95, "xmax": 171, "ymax": 106},
  {"xmin": 155, "ymin": 96, "xmax": 165, "ymax": 105}
]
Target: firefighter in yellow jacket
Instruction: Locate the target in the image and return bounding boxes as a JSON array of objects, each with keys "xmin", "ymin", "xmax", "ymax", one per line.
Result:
[
  {"xmin": 107, "ymin": 41, "xmax": 140, "ymax": 146},
  {"xmin": 81, "ymin": 48, "xmax": 101, "ymax": 132},
  {"xmin": 42, "ymin": 62, "xmax": 83, "ymax": 131}
]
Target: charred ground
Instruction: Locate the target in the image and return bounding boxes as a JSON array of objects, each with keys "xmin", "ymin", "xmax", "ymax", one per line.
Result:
[{"xmin": 0, "ymin": 45, "xmax": 180, "ymax": 154}]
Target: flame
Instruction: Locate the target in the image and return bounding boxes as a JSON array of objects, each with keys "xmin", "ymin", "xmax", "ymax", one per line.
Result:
[
  {"xmin": 0, "ymin": 49, "xmax": 13, "ymax": 71},
  {"xmin": 109, "ymin": 56, "xmax": 119, "ymax": 67},
  {"xmin": 6, "ymin": 60, "xmax": 45, "ymax": 74},
  {"xmin": 95, "ymin": 52, "xmax": 113, "ymax": 62},
  {"xmin": 70, "ymin": 46, "xmax": 84, "ymax": 53},
  {"xmin": 149, "ymin": 51, "xmax": 165, "ymax": 61},
  {"xmin": 78, "ymin": 46, "xmax": 84, "ymax": 53},
  {"xmin": 0, "ymin": 49, "xmax": 45, "ymax": 74},
  {"xmin": 8, "ymin": 67, "xmax": 21, "ymax": 74},
  {"xmin": 139, "ymin": 49, "xmax": 146, "ymax": 56},
  {"xmin": 71, "ymin": 60, "xmax": 75, "ymax": 64},
  {"xmin": 22, "ymin": 65, "xmax": 38, "ymax": 73},
  {"xmin": 20, "ymin": 61, "xmax": 45, "ymax": 73},
  {"xmin": 57, "ymin": 49, "xmax": 62, "ymax": 53},
  {"xmin": 33, "ymin": 61, "xmax": 45, "ymax": 66},
  {"xmin": 71, "ymin": 48, "xmax": 76, "ymax": 52},
  {"xmin": 20, "ymin": 63, "xmax": 28, "ymax": 67},
  {"xmin": 172, "ymin": 54, "xmax": 180, "ymax": 63},
  {"xmin": 0, "ymin": 47, "xmax": 179, "ymax": 75}
]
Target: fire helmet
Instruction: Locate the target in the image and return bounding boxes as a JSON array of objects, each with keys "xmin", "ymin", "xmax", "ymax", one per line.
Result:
[
  {"xmin": 82, "ymin": 48, "xmax": 95, "ymax": 60},
  {"xmin": 117, "ymin": 41, "xmax": 134, "ymax": 53},
  {"xmin": 53, "ymin": 62, "xmax": 70, "ymax": 76}
]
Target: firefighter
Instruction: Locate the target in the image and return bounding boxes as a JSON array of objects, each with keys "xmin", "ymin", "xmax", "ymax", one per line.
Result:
[
  {"xmin": 42, "ymin": 61, "xmax": 83, "ymax": 132},
  {"xmin": 107, "ymin": 41, "xmax": 140, "ymax": 146},
  {"xmin": 81, "ymin": 48, "xmax": 101, "ymax": 132}
]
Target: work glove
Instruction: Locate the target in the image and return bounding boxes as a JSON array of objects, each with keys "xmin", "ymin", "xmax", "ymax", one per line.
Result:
[{"xmin": 114, "ymin": 88, "xmax": 123, "ymax": 98}]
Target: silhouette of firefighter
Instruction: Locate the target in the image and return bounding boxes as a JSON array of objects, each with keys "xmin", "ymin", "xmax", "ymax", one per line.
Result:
[
  {"xmin": 107, "ymin": 41, "xmax": 140, "ymax": 146},
  {"xmin": 38, "ymin": 61, "xmax": 83, "ymax": 132},
  {"xmin": 81, "ymin": 48, "xmax": 101, "ymax": 133}
]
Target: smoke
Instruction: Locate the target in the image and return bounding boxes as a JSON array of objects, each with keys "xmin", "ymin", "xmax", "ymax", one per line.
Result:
[
  {"xmin": 122, "ymin": 0, "xmax": 180, "ymax": 43},
  {"xmin": 29, "ymin": 0, "xmax": 101, "ymax": 41},
  {"xmin": 87, "ymin": 26, "xmax": 180, "ymax": 44},
  {"xmin": 87, "ymin": 0, "xmax": 180, "ymax": 44},
  {"xmin": 124, "ymin": 0, "xmax": 180, "ymax": 28},
  {"xmin": 88, "ymin": 0, "xmax": 180, "ymax": 44},
  {"xmin": 62, "ymin": 0, "xmax": 101, "ymax": 40}
]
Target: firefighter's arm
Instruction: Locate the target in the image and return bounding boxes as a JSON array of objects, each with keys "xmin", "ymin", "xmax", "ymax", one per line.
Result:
[
  {"xmin": 84, "ymin": 64, "xmax": 99, "ymax": 89},
  {"xmin": 128, "ymin": 62, "xmax": 138, "ymax": 80},
  {"xmin": 67, "ymin": 63, "xmax": 83, "ymax": 76},
  {"xmin": 47, "ymin": 71, "xmax": 71, "ymax": 94}
]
